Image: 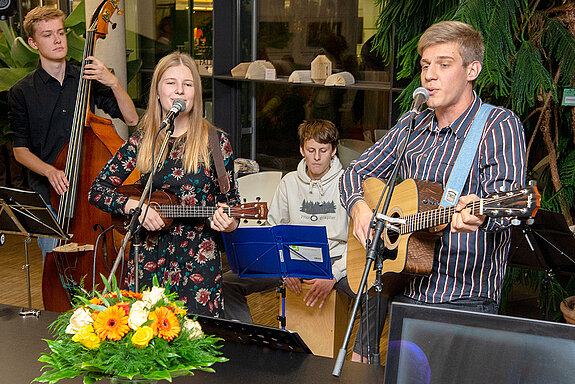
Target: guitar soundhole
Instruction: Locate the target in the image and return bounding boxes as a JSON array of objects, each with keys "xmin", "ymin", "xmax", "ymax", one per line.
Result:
[{"xmin": 383, "ymin": 211, "xmax": 401, "ymax": 247}]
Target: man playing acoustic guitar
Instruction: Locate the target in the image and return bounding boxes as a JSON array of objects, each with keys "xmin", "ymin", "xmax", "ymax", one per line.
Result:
[{"xmin": 340, "ymin": 21, "xmax": 527, "ymax": 357}]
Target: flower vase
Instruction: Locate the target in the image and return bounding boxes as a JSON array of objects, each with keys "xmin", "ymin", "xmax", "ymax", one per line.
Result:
[{"xmin": 109, "ymin": 377, "xmax": 158, "ymax": 384}]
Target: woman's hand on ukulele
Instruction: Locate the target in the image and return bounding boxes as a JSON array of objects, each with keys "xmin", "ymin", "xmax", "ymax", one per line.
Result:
[
  {"xmin": 124, "ymin": 198, "xmax": 165, "ymax": 232},
  {"xmin": 211, "ymin": 203, "xmax": 239, "ymax": 232}
]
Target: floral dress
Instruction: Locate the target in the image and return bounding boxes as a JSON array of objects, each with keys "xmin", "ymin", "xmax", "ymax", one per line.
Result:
[{"xmin": 89, "ymin": 128, "xmax": 239, "ymax": 317}]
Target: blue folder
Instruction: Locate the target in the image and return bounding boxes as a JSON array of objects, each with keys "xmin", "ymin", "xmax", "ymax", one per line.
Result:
[{"xmin": 222, "ymin": 225, "xmax": 332, "ymax": 280}]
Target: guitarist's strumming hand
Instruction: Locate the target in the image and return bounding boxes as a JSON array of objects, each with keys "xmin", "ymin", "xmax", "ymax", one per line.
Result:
[
  {"xmin": 351, "ymin": 200, "xmax": 374, "ymax": 249},
  {"xmin": 124, "ymin": 198, "xmax": 165, "ymax": 232},
  {"xmin": 451, "ymin": 194, "xmax": 485, "ymax": 233}
]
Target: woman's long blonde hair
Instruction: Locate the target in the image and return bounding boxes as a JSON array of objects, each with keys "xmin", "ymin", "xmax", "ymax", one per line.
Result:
[{"xmin": 136, "ymin": 51, "xmax": 211, "ymax": 174}]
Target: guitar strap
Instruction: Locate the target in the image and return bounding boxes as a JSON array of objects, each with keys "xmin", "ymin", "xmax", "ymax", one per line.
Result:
[
  {"xmin": 207, "ymin": 125, "xmax": 231, "ymax": 195},
  {"xmin": 439, "ymin": 103, "xmax": 494, "ymax": 207}
]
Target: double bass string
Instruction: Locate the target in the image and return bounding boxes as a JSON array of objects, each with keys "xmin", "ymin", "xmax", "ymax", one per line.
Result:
[{"xmin": 58, "ymin": 17, "xmax": 97, "ymax": 235}]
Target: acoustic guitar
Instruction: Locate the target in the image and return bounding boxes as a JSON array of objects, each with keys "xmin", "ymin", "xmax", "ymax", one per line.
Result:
[
  {"xmin": 346, "ymin": 178, "xmax": 540, "ymax": 298},
  {"xmin": 112, "ymin": 184, "xmax": 268, "ymax": 233}
]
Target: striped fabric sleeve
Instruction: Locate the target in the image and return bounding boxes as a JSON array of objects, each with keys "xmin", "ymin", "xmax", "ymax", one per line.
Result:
[{"xmin": 476, "ymin": 108, "xmax": 527, "ymax": 232}]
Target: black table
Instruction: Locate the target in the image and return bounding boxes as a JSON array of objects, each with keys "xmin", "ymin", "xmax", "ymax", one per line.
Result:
[{"xmin": 0, "ymin": 304, "xmax": 384, "ymax": 383}]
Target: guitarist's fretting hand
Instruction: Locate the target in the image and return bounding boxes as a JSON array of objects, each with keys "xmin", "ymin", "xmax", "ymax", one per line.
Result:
[
  {"xmin": 451, "ymin": 194, "xmax": 485, "ymax": 233},
  {"xmin": 124, "ymin": 198, "xmax": 165, "ymax": 232},
  {"xmin": 350, "ymin": 200, "xmax": 375, "ymax": 249}
]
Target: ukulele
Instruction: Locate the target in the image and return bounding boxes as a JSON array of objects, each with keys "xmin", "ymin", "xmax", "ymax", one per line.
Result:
[{"xmin": 112, "ymin": 184, "xmax": 268, "ymax": 233}]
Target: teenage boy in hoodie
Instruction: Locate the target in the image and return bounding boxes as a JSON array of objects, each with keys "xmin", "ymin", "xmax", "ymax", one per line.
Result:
[{"xmin": 223, "ymin": 119, "xmax": 384, "ymax": 360}]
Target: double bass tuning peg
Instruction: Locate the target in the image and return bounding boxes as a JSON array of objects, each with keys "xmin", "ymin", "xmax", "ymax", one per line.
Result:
[{"xmin": 111, "ymin": 22, "xmax": 117, "ymax": 30}]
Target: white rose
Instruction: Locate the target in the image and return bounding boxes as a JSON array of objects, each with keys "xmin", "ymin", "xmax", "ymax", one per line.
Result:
[
  {"xmin": 183, "ymin": 319, "xmax": 204, "ymax": 340},
  {"xmin": 142, "ymin": 286, "xmax": 166, "ymax": 307},
  {"xmin": 128, "ymin": 300, "xmax": 150, "ymax": 330},
  {"xmin": 65, "ymin": 307, "xmax": 93, "ymax": 335}
]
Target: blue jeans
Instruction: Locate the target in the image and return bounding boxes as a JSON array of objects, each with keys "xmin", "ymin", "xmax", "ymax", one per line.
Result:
[{"xmin": 37, "ymin": 205, "xmax": 58, "ymax": 263}]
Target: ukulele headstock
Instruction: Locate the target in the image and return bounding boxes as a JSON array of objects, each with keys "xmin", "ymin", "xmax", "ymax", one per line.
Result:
[{"xmin": 232, "ymin": 202, "xmax": 269, "ymax": 220}]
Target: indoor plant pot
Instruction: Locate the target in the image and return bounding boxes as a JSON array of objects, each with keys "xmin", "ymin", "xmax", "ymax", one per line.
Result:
[{"xmin": 560, "ymin": 296, "xmax": 575, "ymax": 325}]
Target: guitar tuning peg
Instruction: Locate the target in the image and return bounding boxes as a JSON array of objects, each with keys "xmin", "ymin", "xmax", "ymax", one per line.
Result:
[
  {"xmin": 511, "ymin": 218, "xmax": 521, "ymax": 226},
  {"xmin": 528, "ymin": 180, "xmax": 537, "ymax": 186}
]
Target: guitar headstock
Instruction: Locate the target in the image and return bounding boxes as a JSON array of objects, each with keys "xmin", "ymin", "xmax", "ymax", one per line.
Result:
[
  {"xmin": 231, "ymin": 202, "xmax": 269, "ymax": 220},
  {"xmin": 483, "ymin": 185, "xmax": 540, "ymax": 218}
]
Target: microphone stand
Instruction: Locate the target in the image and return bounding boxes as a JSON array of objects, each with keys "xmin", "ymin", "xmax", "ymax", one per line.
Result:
[
  {"xmin": 333, "ymin": 113, "xmax": 419, "ymax": 376},
  {"xmin": 105, "ymin": 122, "xmax": 176, "ymax": 292}
]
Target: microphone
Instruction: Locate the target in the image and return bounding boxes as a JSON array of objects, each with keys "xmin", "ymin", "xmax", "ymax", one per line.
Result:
[
  {"xmin": 159, "ymin": 99, "xmax": 186, "ymax": 130},
  {"xmin": 409, "ymin": 87, "xmax": 430, "ymax": 118}
]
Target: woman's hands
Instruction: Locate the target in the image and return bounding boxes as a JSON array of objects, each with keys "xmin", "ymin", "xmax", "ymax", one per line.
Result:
[{"xmin": 211, "ymin": 203, "xmax": 239, "ymax": 232}]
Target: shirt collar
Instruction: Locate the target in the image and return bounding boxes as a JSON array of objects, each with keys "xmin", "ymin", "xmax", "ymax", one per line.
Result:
[
  {"xmin": 450, "ymin": 91, "xmax": 482, "ymax": 139},
  {"xmin": 36, "ymin": 61, "xmax": 79, "ymax": 84}
]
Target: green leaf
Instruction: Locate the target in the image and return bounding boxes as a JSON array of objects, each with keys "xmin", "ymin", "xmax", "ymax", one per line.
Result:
[
  {"xmin": 0, "ymin": 20, "xmax": 16, "ymax": 50},
  {"xmin": 66, "ymin": 0, "xmax": 87, "ymax": 35},
  {"xmin": 11, "ymin": 37, "xmax": 39, "ymax": 67},
  {"xmin": 127, "ymin": 59, "xmax": 142, "ymax": 84},
  {"xmin": 66, "ymin": 29, "xmax": 86, "ymax": 64},
  {"xmin": 0, "ymin": 67, "xmax": 35, "ymax": 91},
  {"xmin": 145, "ymin": 369, "xmax": 173, "ymax": 380}
]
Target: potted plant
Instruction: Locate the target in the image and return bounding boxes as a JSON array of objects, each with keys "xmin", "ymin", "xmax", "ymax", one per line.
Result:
[{"xmin": 560, "ymin": 296, "xmax": 575, "ymax": 324}]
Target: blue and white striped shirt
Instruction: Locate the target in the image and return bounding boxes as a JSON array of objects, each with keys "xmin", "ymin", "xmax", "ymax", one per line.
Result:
[{"xmin": 339, "ymin": 93, "xmax": 526, "ymax": 303}]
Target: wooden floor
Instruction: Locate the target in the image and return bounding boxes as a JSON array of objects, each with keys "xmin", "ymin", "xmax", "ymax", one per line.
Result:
[
  {"xmin": 0, "ymin": 234, "xmax": 44, "ymax": 310},
  {"xmin": 0, "ymin": 233, "xmax": 388, "ymax": 363}
]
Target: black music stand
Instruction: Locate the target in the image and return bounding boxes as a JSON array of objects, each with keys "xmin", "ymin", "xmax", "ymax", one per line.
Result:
[
  {"xmin": 0, "ymin": 187, "xmax": 69, "ymax": 316},
  {"xmin": 508, "ymin": 209, "xmax": 575, "ymax": 319}
]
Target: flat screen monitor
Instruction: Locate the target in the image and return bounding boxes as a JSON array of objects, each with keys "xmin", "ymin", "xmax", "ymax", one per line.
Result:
[{"xmin": 385, "ymin": 302, "xmax": 575, "ymax": 384}]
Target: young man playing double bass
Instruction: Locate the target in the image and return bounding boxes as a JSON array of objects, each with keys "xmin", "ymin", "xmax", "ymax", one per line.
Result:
[
  {"xmin": 8, "ymin": 6, "xmax": 138, "ymax": 258},
  {"xmin": 340, "ymin": 21, "xmax": 527, "ymax": 358}
]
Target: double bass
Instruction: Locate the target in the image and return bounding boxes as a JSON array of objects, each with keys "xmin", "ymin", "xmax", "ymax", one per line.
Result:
[{"xmin": 42, "ymin": 0, "xmax": 138, "ymax": 312}]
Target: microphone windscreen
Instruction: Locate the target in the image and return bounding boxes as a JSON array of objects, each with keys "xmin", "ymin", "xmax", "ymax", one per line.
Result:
[
  {"xmin": 173, "ymin": 99, "xmax": 187, "ymax": 111},
  {"xmin": 412, "ymin": 87, "xmax": 430, "ymax": 102}
]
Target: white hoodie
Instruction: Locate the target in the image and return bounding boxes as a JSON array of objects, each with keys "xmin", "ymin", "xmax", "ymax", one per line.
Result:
[{"xmin": 267, "ymin": 157, "xmax": 349, "ymax": 282}]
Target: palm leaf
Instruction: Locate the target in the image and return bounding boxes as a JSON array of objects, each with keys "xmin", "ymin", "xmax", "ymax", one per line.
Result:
[{"xmin": 510, "ymin": 41, "xmax": 556, "ymax": 115}]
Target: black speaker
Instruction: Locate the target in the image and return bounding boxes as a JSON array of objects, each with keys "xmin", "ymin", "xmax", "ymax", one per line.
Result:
[{"xmin": 0, "ymin": 0, "xmax": 16, "ymax": 18}]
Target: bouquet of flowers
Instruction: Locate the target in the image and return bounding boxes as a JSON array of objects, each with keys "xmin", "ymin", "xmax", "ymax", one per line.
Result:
[{"xmin": 34, "ymin": 276, "xmax": 227, "ymax": 384}]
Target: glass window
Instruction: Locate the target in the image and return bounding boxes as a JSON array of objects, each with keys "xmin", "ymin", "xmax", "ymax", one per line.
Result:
[
  {"xmin": 124, "ymin": 1, "xmax": 213, "ymax": 115},
  {"xmin": 247, "ymin": 0, "xmax": 394, "ymax": 171}
]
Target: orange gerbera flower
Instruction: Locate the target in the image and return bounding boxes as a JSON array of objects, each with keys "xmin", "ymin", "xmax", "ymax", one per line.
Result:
[
  {"xmin": 90, "ymin": 297, "xmax": 103, "ymax": 306},
  {"xmin": 93, "ymin": 305, "xmax": 130, "ymax": 341},
  {"xmin": 150, "ymin": 307, "xmax": 181, "ymax": 341},
  {"xmin": 121, "ymin": 290, "xmax": 143, "ymax": 300}
]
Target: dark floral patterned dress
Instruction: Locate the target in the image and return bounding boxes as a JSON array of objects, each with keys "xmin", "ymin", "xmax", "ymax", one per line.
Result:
[{"xmin": 89, "ymin": 128, "xmax": 239, "ymax": 317}]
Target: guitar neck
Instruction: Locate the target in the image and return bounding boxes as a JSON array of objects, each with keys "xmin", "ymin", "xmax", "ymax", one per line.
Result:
[{"xmin": 402, "ymin": 201, "xmax": 481, "ymax": 234}]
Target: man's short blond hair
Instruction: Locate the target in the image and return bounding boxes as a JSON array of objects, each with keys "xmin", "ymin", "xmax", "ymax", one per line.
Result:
[
  {"xmin": 23, "ymin": 6, "xmax": 65, "ymax": 40},
  {"xmin": 417, "ymin": 21, "xmax": 484, "ymax": 66}
]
